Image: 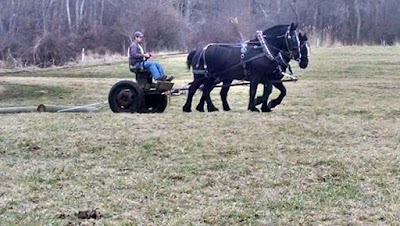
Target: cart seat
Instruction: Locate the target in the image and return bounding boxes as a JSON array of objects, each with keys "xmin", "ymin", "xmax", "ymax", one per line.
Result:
[
  {"xmin": 129, "ymin": 64, "xmax": 151, "ymax": 74},
  {"xmin": 129, "ymin": 64, "xmax": 153, "ymax": 86},
  {"xmin": 129, "ymin": 63, "xmax": 173, "ymax": 92}
]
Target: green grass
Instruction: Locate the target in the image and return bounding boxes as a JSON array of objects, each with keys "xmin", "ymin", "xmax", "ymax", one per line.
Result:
[
  {"xmin": 0, "ymin": 62, "xmax": 129, "ymax": 78},
  {"xmin": 0, "ymin": 83, "xmax": 71, "ymax": 105},
  {"xmin": 0, "ymin": 47, "xmax": 400, "ymax": 225}
]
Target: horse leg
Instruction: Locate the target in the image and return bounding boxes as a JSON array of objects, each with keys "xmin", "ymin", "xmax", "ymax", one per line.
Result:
[
  {"xmin": 196, "ymin": 79, "xmax": 220, "ymax": 111},
  {"xmin": 182, "ymin": 77, "xmax": 205, "ymax": 112},
  {"xmin": 248, "ymin": 81, "xmax": 259, "ymax": 112},
  {"xmin": 202, "ymin": 79, "xmax": 219, "ymax": 112},
  {"xmin": 255, "ymin": 84, "xmax": 272, "ymax": 106},
  {"xmin": 269, "ymin": 82, "xmax": 286, "ymax": 109},
  {"xmin": 195, "ymin": 95, "xmax": 206, "ymax": 112},
  {"xmin": 220, "ymin": 80, "xmax": 233, "ymax": 111},
  {"xmin": 261, "ymin": 83, "xmax": 273, "ymax": 112}
]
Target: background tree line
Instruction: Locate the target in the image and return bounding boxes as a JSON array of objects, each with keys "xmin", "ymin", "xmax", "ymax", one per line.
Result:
[{"xmin": 1, "ymin": 0, "xmax": 399, "ymax": 68}]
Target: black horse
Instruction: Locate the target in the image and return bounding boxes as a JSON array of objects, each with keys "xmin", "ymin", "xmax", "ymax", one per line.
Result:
[
  {"xmin": 183, "ymin": 23, "xmax": 301, "ymax": 112},
  {"xmin": 194, "ymin": 32, "xmax": 310, "ymax": 112},
  {"xmin": 254, "ymin": 32, "xmax": 310, "ymax": 109}
]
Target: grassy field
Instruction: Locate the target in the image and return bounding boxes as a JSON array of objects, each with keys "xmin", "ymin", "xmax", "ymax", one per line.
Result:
[{"xmin": 0, "ymin": 46, "xmax": 399, "ymax": 225}]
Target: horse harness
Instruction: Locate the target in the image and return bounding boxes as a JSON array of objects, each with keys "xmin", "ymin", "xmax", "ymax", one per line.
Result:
[{"xmin": 193, "ymin": 30, "xmax": 294, "ymax": 80}]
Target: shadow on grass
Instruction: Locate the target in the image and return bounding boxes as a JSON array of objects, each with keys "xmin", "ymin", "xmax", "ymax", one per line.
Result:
[
  {"xmin": 0, "ymin": 62, "xmax": 129, "ymax": 78},
  {"xmin": 0, "ymin": 83, "xmax": 71, "ymax": 103}
]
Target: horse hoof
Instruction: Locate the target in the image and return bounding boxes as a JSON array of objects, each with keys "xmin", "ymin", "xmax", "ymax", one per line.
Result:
[
  {"xmin": 249, "ymin": 108, "xmax": 260, "ymax": 112},
  {"xmin": 255, "ymin": 97, "xmax": 264, "ymax": 106},
  {"xmin": 182, "ymin": 106, "xmax": 192, "ymax": 112},
  {"xmin": 196, "ymin": 106, "xmax": 205, "ymax": 112},
  {"xmin": 223, "ymin": 104, "xmax": 231, "ymax": 111},
  {"xmin": 208, "ymin": 107, "xmax": 219, "ymax": 112},
  {"xmin": 269, "ymin": 101, "xmax": 278, "ymax": 109},
  {"xmin": 261, "ymin": 106, "xmax": 272, "ymax": 112}
]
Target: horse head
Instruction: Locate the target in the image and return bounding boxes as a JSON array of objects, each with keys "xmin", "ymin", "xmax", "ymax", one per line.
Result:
[
  {"xmin": 298, "ymin": 32, "xmax": 310, "ymax": 69},
  {"xmin": 262, "ymin": 23, "xmax": 301, "ymax": 63}
]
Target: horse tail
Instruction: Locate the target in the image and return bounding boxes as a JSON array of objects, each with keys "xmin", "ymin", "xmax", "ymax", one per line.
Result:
[{"xmin": 187, "ymin": 50, "xmax": 197, "ymax": 70}]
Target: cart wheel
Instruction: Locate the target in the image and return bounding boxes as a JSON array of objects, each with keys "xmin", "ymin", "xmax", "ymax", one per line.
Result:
[
  {"xmin": 108, "ymin": 80, "xmax": 144, "ymax": 113},
  {"xmin": 141, "ymin": 94, "xmax": 168, "ymax": 113}
]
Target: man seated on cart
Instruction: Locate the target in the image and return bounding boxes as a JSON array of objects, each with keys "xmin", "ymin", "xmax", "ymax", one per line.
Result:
[{"xmin": 129, "ymin": 31, "xmax": 174, "ymax": 82}]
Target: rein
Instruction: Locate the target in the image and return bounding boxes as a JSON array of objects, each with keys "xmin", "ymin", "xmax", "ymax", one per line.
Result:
[
  {"xmin": 194, "ymin": 33, "xmax": 276, "ymax": 77},
  {"xmin": 193, "ymin": 52, "xmax": 268, "ymax": 78},
  {"xmin": 276, "ymin": 27, "xmax": 292, "ymax": 54},
  {"xmin": 213, "ymin": 52, "xmax": 268, "ymax": 76},
  {"xmin": 247, "ymin": 34, "xmax": 296, "ymax": 62}
]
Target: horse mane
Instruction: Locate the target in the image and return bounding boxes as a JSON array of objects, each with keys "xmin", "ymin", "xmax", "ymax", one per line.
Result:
[
  {"xmin": 248, "ymin": 24, "xmax": 289, "ymax": 43},
  {"xmin": 263, "ymin": 24, "xmax": 289, "ymax": 36}
]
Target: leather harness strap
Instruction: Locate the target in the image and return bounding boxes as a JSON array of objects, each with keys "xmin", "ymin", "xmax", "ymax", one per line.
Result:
[{"xmin": 193, "ymin": 31, "xmax": 283, "ymax": 79}]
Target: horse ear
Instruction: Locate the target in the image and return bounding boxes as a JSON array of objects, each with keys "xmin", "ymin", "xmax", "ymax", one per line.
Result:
[{"xmin": 290, "ymin": 22, "xmax": 298, "ymax": 31}]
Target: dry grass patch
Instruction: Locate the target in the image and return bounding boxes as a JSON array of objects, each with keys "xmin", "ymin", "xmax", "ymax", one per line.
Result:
[{"xmin": 0, "ymin": 46, "xmax": 400, "ymax": 225}]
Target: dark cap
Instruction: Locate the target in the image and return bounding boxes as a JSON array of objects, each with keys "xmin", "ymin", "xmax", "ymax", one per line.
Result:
[{"xmin": 134, "ymin": 31, "xmax": 144, "ymax": 37}]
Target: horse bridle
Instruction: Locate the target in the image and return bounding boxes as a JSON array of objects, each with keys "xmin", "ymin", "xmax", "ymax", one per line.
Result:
[
  {"xmin": 301, "ymin": 41, "xmax": 311, "ymax": 59},
  {"xmin": 276, "ymin": 26, "xmax": 301, "ymax": 62}
]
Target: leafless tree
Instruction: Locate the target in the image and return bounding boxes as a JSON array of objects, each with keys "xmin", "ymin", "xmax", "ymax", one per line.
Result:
[{"xmin": 0, "ymin": 0, "xmax": 399, "ymax": 67}]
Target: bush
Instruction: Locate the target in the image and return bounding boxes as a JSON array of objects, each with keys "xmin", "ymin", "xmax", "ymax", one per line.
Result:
[{"xmin": 33, "ymin": 34, "xmax": 78, "ymax": 67}]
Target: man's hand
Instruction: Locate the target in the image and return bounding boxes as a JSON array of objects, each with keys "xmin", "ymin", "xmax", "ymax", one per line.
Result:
[{"xmin": 143, "ymin": 53, "xmax": 151, "ymax": 58}]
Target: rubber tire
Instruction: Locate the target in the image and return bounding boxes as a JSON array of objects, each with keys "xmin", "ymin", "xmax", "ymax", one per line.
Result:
[
  {"xmin": 141, "ymin": 94, "xmax": 168, "ymax": 113},
  {"xmin": 108, "ymin": 80, "xmax": 144, "ymax": 113}
]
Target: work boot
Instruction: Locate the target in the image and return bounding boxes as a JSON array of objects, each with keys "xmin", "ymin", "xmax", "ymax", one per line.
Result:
[
  {"xmin": 158, "ymin": 75, "xmax": 174, "ymax": 82},
  {"xmin": 163, "ymin": 76, "xmax": 174, "ymax": 82}
]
